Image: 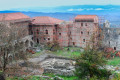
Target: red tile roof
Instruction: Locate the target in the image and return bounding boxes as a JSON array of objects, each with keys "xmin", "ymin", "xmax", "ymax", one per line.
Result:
[
  {"xmin": 75, "ymin": 15, "xmax": 97, "ymax": 19},
  {"xmin": 0, "ymin": 12, "xmax": 30, "ymax": 21},
  {"xmin": 75, "ymin": 15, "xmax": 98, "ymax": 23},
  {"xmin": 32, "ymin": 16, "xmax": 64, "ymax": 25}
]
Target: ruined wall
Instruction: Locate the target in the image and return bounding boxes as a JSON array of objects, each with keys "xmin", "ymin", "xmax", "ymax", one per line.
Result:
[{"xmin": 103, "ymin": 27, "xmax": 120, "ymax": 51}]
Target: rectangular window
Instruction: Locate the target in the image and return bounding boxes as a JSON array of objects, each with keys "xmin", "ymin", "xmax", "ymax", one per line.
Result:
[
  {"xmin": 59, "ymin": 33, "xmax": 61, "ymax": 35},
  {"xmin": 81, "ymin": 23, "xmax": 83, "ymax": 26},
  {"xmin": 83, "ymin": 39, "xmax": 85, "ymax": 42},
  {"xmin": 81, "ymin": 31, "xmax": 83, "ymax": 34},
  {"xmin": 73, "ymin": 42, "xmax": 75, "ymax": 45},
  {"xmin": 114, "ymin": 47, "xmax": 116, "ymax": 50},
  {"xmin": 88, "ymin": 32, "xmax": 89, "ymax": 35}
]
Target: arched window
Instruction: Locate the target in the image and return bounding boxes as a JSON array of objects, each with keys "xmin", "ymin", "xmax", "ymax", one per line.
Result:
[
  {"xmin": 25, "ymin": 40, "xmax": 29, "ymax": 47},
  {"xmin": 30, "ymin": 41, "xmax": 33, "ymax": 47},
  {"xmin": 46, "ymin": 30, "xmax": 48, "ymax": 34}
]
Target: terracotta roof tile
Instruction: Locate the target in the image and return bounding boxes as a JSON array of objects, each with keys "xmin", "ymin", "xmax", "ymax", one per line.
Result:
[
  {"xmin": 75, "ymin": 15, "xmax": 97, "ymax": 19},
  {"xmin": 0, "ymin": 12, "xmax": 30, "ymax": 21},
  {"xmin": 32, "ymin": 16, "xmax": 64, "ymax": 25},
  {"xmin": 75, "ymin": 15, "xmax": 98, "ymax": 23}
]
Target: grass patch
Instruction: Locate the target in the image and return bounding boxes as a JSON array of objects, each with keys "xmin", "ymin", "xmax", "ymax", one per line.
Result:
[
  {"xmin": 7, "ymin": 74, "xmax": 78, "ymax": 80},
  {"xmin": 52, "ymin": 47, "xmax": 82, "ymax": 58},
  {"xmin": 43, "ymin": 73, "xmax": 78, "ymax": 80},
  {"xmin": 107, "ymin": 57, "xmax": 120, "ymax": 66}
]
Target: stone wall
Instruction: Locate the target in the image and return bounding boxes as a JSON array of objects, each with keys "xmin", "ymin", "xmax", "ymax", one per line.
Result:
[
  {"xmin": 40, "ymin": 56, "xmax": 75, "ymax": 76},
  {"xmin": 103, "ymin": 27, "xmax": 120, "ymax": 51}
]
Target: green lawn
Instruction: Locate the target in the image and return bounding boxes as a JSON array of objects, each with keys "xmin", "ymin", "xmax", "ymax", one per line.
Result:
[
  {"xmin": 31, "ymin": 47, "xmax": 82, "ymax": 58},
  {"xmin": 52, "ymin": 47, "xmax": 82, "ymax": 58},
  {"xmin": 7, "ymin": 74, "xmax": 78, "ymax": 80},
  {"xmin": 43, "ymin": 73, "xmax": 78, "ymax": 80},
  {"xmin": 107, "ymin": 57, "xmax": 120, "ymax": 66}
]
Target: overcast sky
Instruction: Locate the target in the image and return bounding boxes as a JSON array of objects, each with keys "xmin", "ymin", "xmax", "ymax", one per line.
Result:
[{"xmin": 0, "ymin": 0, "xmax": 120, "ymax": 10}]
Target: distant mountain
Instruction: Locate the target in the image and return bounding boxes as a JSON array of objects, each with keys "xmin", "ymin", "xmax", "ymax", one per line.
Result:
[{"xmin": 0, "ymin": 5, "xmax": 120, "ymax": 27}]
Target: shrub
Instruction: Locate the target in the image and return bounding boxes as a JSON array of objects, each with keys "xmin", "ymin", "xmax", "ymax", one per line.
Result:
[
  {"xmin": 75, "ymin": 46, "xmax": 111, "ymax": 80},
  {"xmin": 46, "ymin": 40, "xmax": 60, "ymax": 51}
]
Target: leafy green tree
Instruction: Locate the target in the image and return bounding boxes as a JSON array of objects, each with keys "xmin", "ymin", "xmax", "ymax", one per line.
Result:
[{"xmin": 75, "ymin": 45, "xmax": 111, "ymax": 80}]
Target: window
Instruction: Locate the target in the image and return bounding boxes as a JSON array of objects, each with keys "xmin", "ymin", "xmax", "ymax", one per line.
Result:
[
  {"xmin": 32, "ymin": 37, "xmax": 34, "ymax": 40},
  {"xmin": 81, "ymin": 31, "xmax": 83, "ymax": 34},
  {"xmin": 53, "ymin": 29, "xmax": 55, "ymax": 34},
  {"xmin": 37, "ymin": 39, "xmax": 39, "ymax": 44},
  {"xmin": 109, "ymin": 41, "xmax": 110, "ymax": 45},
  {"xmin": 70, "ymin": 31, "xmax": 71, "ymax": 35},
  {"xmin": 73, "ymin": 42, "xmax": 75, "ymax": 45},
  {"xmin": 45, "ymin": 30, "xmax": 48, "ymax": 34},
  {"xmin": 88, "ymin": 32, "xmax": 89, "ymax": 35},
  {"xmin": 31, "ymin": 30, "xmax": 33, "ymax": 35},
  {"xmin": 114, "ymin": 47, "xmax": 116, "ymax": 50},
  {"xmin": 30, "ymin": 41, "xmax": 33, "ymax": 47},
  {"xmin": 36, "ymin": 29, "xmax": 39, "ymax": 34},
  {"xmin": 81, "ymin": 23, "xmax": 83, "ymax": 26},
  {"xmin": 48, "ymin": 38, "xmax": 50, "ymax": 40},
  {"xmin": 25, "ymin": 40, "xmax": 29, "ymax": 47},
  {"xmin": 44, "ymin": 38, "xmax": 46, "ymax": 40},
  {"xmin": 59, "ymin": 33, "xmax": 61, "ymax": 35},
  {"xmin": 83, "ymin": 39, "xmax": 85, "ymax": 42}
]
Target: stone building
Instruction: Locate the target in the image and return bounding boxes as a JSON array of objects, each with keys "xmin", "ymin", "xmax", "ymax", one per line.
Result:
[
  {"xmin": 30, "ymin": 16, "xmax": 64, "ymax": 45},
  {"xmin": 103, "ymin": 21, "xmax": 120, "ymax": 51},
  {"xmin": 30, "ymin": 15, "xmax": 99, "ymax": 48},
  {"xmin": 68, "ymin": 15, "xmax": 99, "ymax": 47},
  {"xmin": 0, "ymin": 12, "xmax": 34, "ymax": 48}
]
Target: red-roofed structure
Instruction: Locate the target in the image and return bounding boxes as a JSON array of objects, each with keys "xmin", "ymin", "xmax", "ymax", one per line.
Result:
[
  {"xmin": 29, "ymin": 16, "xmax": 65, "ymax": 45},
  {"xmin": 75, "ymin": 15, "xmax": 98, "ymax": 23},
  {"xmin": 30, "ymin": 15, "xmax": 99, "ymax": 47},
  {"xmin": 32, "ymin": 16, "xmax": 64, "ymax": 25},
  {"xmin": 0, "ymin": 12, "xmax": 32, "ymax": 39},
  {"xmin": 0, "ymin": 12, "xmax": 31, "ymax": 22}
]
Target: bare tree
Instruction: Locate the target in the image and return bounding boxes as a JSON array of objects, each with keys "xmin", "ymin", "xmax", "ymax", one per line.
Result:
[{"xmin": 0, "ymin": 21, "xmax": 27, "ymax": 73}]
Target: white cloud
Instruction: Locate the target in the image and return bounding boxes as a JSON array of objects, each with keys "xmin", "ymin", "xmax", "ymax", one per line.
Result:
[
  {"xmin": 77, "ymin": 8, "xmax": 84, "ymax": 11},
  {"xmin": 86, "ymin": 8, "xmax": 94, "ymax": 10},
  {"xmin": 68, "ymin": 8, "xmax": 84, "ymax": 11},
  {"xmin": 68, "ymin": 9, "xmax": 74, "ymax": 11},
  {"xmin": 95, "ymin": 8, "xmax": 104, "ymax": 10}
]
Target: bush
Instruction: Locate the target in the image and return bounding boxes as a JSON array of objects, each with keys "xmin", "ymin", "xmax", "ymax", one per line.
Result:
[
  {"xmin": 0, "ymin": 72, "xmax": 5, "ymax": 80},
  {"xmin": 46, "ymin": 40, "xmax": 60, "ymax": 51},
  {"xmin": 75, "ymin": 46, "xmax": 111, "ymax": 79}
]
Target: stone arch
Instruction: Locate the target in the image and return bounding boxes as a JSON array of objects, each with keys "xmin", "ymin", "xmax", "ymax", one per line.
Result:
[
  {"xmin": 25, "ymin": 40, "xmax": 29, "ymax": 47},
  {"xmin": 30, "ymin": 41, "xmax": 33, "ymax": 47}
]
